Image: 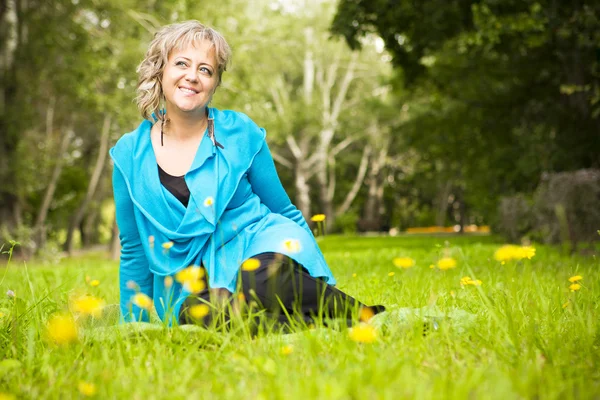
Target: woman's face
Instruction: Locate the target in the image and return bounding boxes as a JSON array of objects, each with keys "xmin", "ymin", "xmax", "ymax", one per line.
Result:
[{"xmin": 161, "ymin": 40, "xmax": 219, "ymax": 117}]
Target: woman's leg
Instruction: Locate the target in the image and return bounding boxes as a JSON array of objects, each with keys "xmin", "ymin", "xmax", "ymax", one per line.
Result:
[
  {"xmin": 239, "ymin": 252, "xmax": 385, "ymax": 326},
  {"xmin": 179, "ymin": 252, "xmax": 385, "ymax": 327}
]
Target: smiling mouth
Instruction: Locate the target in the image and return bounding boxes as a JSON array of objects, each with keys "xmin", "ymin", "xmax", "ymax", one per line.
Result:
[{"xmin": 179, "ymin": 86, "xmax": 198, "ymax": 94}]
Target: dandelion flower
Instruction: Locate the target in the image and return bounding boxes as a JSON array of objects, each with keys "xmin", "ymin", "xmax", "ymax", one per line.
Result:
[
  {"xmin": 282, "ymin": 239, "xmax": 301, "ymax": 253},
  {"xmin": 189, "ymin": 304, "xmax": 210, "ymax": 319},
  {"xmin": 359, "ymin": 306, "xmax": 375, "ymax": 322},
  {"xmin": 392, "ymin": 257, "xmax": 415, "ymax": 269},
  {"xmin": 164, "ymin": 276, "xmax": 173, "ymax": 288},
  {"xmin": 460, "ymin": 276, "xmax": 482, "ymax": 286},
  {"xmin": 241, "ymin": 258, "xmax": 261, "ymax": 272},
  {"xmin": 89, "ymin": 279, "xmax": 100, "ymax": 287},
  {"xmin": 310, "ymin": 214, "xmax": 326, "ymax": 222},
  {"xmin": 46, "ymin": 313, "xmax": 78, "ymax": 345},
  {"xmin": 494, "ymin": 244, "xmax": 536, "ymax": 261},
  {"xmin": 237, "ymin": 293, "xmax": 246, "ymax": 302},
  {"xmin": 460, "ymin": 276, "xmax": 472, "ymax": 286},
  {"xmin": 0, "ymin": 313, "xmax": 4, "ymax": 318},
  {"xmin": 71, "ymin": 296, "xmax": 105, "ymax": 318},
  {"xmin": 175, "ymin": 265, "xmax": 205, "ymax": 283},
  {"xmin": 162, "ymin": 241, "xmax": 174, "ymax": 250},
  {"xmin": 437, "ymin": 257, "xmax": 457, "ymax": 270},
  {"xmin": 280, "ymin": 345, "xmax": 294, "ymax": 355},
  {"xmin": 429, "ymin": 264, "xmax": 435, "ymax": 269},
  {"xmin": 352, "ymin": 273, "xmax": 357, "ymax": 278},
  {"xmin": 518, "ymin": 246, "xmax": 536, "ymax": 259},
  {"xmin": 569, "ymin": 283, "xmax": 581, "ymax": 292},
  {"xmin": 78, "ymin": 381, "xmax": 97, "ymax": 397},
  {"xmin": 388, "ymin": 272, "xmax": 395, "ymax": 277},
  {"xmin": 568, "ymin": 275, "xmax": 583, "ymax": 283},
  {"xmin": 349, "ymin": 324, "xmax": 377, "ymax": 343},
  {"xmin": 203, "ymin": 196, "xmax": 214, "ymax": 207},
  {"xmin": 184, "ymin": 280, "xmax": 206, "ymax": 294},
  {"xmin": 132, "ymin": 293, "xmax": 153, "ymax": 310}
]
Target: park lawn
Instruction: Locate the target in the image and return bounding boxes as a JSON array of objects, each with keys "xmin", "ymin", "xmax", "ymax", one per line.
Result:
[{"xmin": 0, "ymin": 235, "xmax": 598, "ymax": 399}]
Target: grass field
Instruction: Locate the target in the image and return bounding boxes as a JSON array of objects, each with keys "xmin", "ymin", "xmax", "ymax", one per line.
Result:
[{"xmin": 0, "ymin": 235, "xmax": 598, "ymax": 399}]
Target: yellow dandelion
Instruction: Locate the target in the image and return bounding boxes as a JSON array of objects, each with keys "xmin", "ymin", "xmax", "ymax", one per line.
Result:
[
  {"xmin": 460, "ymin": 276, "xmax": 472, "ymax": 286},
  {"xmin": 280, "ymin": 345, "xmax": 294, "ymax": 355},
  {"xmin": 310, "ymin": 214, "xmax": 326, "ymax": 222},
  {"xmin": 203, "ymin": 196, "xmax": 214, "ymax": 207},
  {"xmin": 131, "ymin": 293, "xmax": 153, "ymax": 310},
  {"xmin": 71, "ymin": 296, "xmax": 105, "ymax": 318},
  {"xmin": 429, "ymin": 264, "xmax": 435, "ymax": 269},
  {"xmin": 164, "ymin": 276, "xmax": 173, "ymax": 289},
  {"xmin": 237, "ymin": 293, "xmax": 246, "ymax": 302},
  {"xmin": 352, "ymin": 273, "xmax": 357, "ymax": 278},
  {"xmin": 282, "ymin": 239, "xmax": 301, "ymax": 253},
  {"xmin": 359, "ymin": 306, "xmax": 375, "ymax": 322},
  {"xmin": 568, "ymin": 275, "xmax": 583, "ymax": 283},
  {"xmin": 46, "ymin": 313, "xmax": 78, "ymax": 345},
  {"xmin": 189, "ymin": 304, "xmax": 210, "ymax": 320},
  {"xmin": 89, "ymin": 279, "xmax": 100, "ymax": 287},
  {"xmin": 78, "ymin": 381, "xmax": 97, "ymax": 397},
  {"xmin": 437, "ymin": 257, "xmax": 457, "ymax": 270},
  {"xmin": 468, "ymin": 279, "xmax": 482, "ymax": 286},
  {"xmin": 0, "ymin": 312, "xmax": 4, "ymax": 318},
  {"xmin": 175, "ymin": 265, "xmax": 205, "ymax": 284},
  {"xmin": 184, "ymin": 279, "xmax": 206, "ymax": 294},
  {"xmin": 241, "ymin": 258, "xmax": 261, "ymax": 272},
  {"xmin": 162, "ymin": 241, "xmax": 174, "ymax": 250},
  {"xmin": 349, "ymin": 324, "xmax": 377, "ymax": 343},
  {"xmin": 518, "ymin": 246, "xmax": 536, "ymax": 259},
  {"xmin": 392, "ymin": 257, "xmax": 415, "ymax": 269},
  {"xmin": 569, "ymin": 283, "xmax": 581, "ymax": 292},
  {"xmin": 388, "ymin": 272, "xmax": 395, "ymax": 277}
]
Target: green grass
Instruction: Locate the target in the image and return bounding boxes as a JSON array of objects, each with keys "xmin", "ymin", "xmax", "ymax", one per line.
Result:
[{"xmin": 0, "ymin": 235, "xmax": 598, "ymax": 399}]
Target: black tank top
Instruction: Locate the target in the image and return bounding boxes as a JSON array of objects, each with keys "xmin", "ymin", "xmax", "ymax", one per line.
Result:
[{"xmin": 157, "ymin": 164, "xmax": 190, "ymax": 207}]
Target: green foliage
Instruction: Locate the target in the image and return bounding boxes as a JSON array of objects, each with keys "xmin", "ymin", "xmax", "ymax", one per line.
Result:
[
  {"xmin": 332, "ymin": 0, "xmax": 600, "ymax": 225},
  {"xmin": 0, "ymin": 235, "xmax": 599, "ymax": 398}
]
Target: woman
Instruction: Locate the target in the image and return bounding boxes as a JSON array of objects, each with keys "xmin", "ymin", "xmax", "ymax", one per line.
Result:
[{"xmin": 111, "ymin": 20, "xmax": 383, "ymax": 328}]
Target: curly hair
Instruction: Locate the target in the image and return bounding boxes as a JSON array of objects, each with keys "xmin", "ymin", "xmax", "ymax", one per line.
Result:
[{"xmin": 136, "ymin": 20, "xmax": 232, "ymax": 121}]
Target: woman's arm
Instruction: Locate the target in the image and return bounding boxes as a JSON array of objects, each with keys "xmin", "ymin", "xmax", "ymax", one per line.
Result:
[
  {"xmin": 113, "ymin": 166, "xmax": 154, "ymax": 322},
  {"xmin": 247, "ymin": 139, "xmax": 312, "ymax": 234}
]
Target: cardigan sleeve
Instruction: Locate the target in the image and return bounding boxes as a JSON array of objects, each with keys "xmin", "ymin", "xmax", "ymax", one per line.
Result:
[
  {"xmin": 113, "ymin": 165, "xmax": 154, "ymax": 322},
  {"xmin": 247, "ymin": 138, "xmax": 313, "ymax": 235}
]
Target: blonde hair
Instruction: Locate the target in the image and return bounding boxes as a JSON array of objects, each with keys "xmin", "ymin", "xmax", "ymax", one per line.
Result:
[{"xmin": 136, "ymin": 20, "xmax": 232, "ymax": 121}]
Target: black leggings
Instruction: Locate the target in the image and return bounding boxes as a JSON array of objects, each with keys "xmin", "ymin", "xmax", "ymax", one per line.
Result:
[{"xmin": 179, "ymin": 252, "xmax": 384, "ymax": 328}]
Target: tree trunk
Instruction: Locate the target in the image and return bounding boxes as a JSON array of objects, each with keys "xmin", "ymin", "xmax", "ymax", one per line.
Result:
[
  {"xmin": 361, "ymin": 144, "xmax": 387, "ymax": 231},
  {"xmin": 435, "ymin": 181, "xmax": 452, "ymax": 227},
  {"xmin": 33, "ymin": 124, "xmax": 73, "ymax": 251},
  {"xmin": 64, "ymin": 114, "xmax": 111, "ymax": 254}
]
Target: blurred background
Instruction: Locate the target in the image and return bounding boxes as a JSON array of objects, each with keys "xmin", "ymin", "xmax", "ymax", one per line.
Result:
[{"xmin": 0, "ymin": 0, "xmax": 598, "ymax": 260}]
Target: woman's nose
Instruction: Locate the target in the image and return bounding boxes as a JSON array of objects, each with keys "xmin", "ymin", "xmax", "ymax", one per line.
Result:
[{"xmin": 185, "ymin": 69, "xmax": 198, "ymax": 82}]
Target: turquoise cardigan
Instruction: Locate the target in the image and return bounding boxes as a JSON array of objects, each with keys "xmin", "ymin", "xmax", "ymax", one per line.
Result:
[{"xmin": 110, "ymin": 108, "xmax": 336, "ymax": 324}]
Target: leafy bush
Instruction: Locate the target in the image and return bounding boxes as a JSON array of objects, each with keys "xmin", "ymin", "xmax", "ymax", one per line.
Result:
[
  {"xmin": 496, "ymin": 194, "xmax": 534, "ymax": 243},
  {"xmin": 497, "ymin": 169, "xmax": 600, "ymax": 247},
  {"xmin": 532, "ymin": 169, "xmax": 600, "ymax": 247}
]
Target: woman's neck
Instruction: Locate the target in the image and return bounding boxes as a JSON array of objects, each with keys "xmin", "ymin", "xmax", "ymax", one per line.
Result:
[{"xmin": 163, "ymin": 107, "xmax": 208, "ymax": 140}]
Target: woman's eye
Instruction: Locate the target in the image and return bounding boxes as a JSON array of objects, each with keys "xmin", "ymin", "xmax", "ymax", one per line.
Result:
[
  {"xmin": 199, "ymin": 67, "xmax": 213, "ymax": 76},
  {"xmin": 175, "ymin": 61, "xmax": 187, "ymax": 67}
]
